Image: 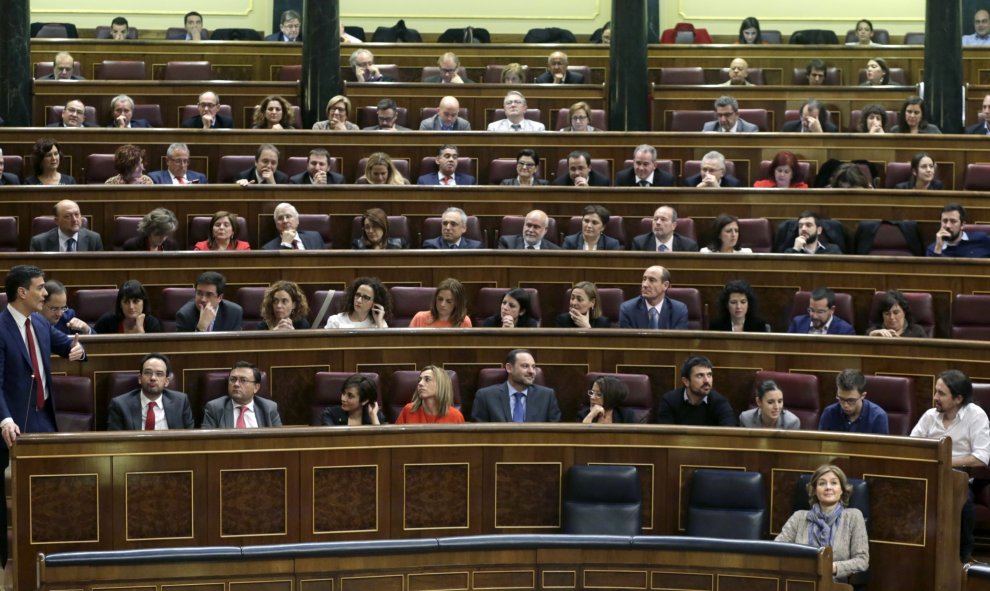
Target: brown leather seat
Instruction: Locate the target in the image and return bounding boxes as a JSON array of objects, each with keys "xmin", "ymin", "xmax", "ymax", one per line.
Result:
[
  {"xmin": 554, "ymin": 108, "xmax": 607, "ymax": 131},
  {"xmin": 657, "ymin": 67, "xmax": 705, "ymax": 85},
  {"xmin": 856, "ymin": 67, "xmax": 907, "ymax": 85},
  {"xmin": 565, "ymin": 215, "xmax": 625, "ymax": 247},
  {"xmin": 307, "ymin": 290, "xmax": 346, "ymax": 327},
  {"xmin": 471, "ymin": 287, "xmax": 541, "ymax": 327},
  {"xmin": 951, "ymin": 294, "xmax": 990, "ymax": 341},
  {"xmin": 903, "ymin": 32, "xmax": 925, "ymax": 45},
  {"xmin": 869, "ymin": 291, "xmax": 935, "ymax": 337},
  {"xmin": 94, "ymin": 61, "xmax": 147, "ymax": 80},
  {"xmin": 163, "ymin": 61, "xmax": 214, "ymax": 81},
  {"xmin": 738, "ymin": 109, "xmax": 771, "ymax": 131},
  {"xmin": 83, "ymin": 154, "xmax": 116, "ymax": 184},
  {"xmin": 669, "ymin": 110, "xmax": 714, "ymax": 132},
  {"xmin": 861, "ymin": 222, "xmax": 918, "ymax": 256},
  {"xmin": 217, "ymin": 155, "xmax": 256, "ymax": 183},
  {"xmin": 421, "ymin": 216, "xmax": 485, "ymax": 247},
  {"xmin": 790, "ymin": 67, "xmax": 842, "ymax": 85},
  {"xmin": 0, "ymin": 217, "xmax": 18, "ymax": 252},
  {"xmin": 295, "ymin": 214, "xmax": 333, "ymax": 248},
  {"xmin": 311, "ymin": 372, "xmax": 382, "ymax": 425},
  {"xmin": 277, "ymin": 65, "xmax": 301, "ymax": 81},
  {"xmin": 845, "ymin": 29, "xmax": 891, "ymax": 44},
  {"xmin": 884, "ymin": 162, "xmax": 913, "ymax": 188},
  {"xmin": 188, "ymin": 216, "xmax": 249, "ymax": 249},
  {"xmin": 483, "ymin": 64, "xmax": 529, "ymax": 83},
  {"xmin": 158, "ymin": 287, "xmax": 195, "ymax": 332},
  {"xmin": 49, "ymin": 104, "xmax": 98, "ymax": 125},
  {"xmin": 52, "ymin": 375, "xmax": 94, "ymax": 432},
  {"xmin": 355, "ymin": 157, "xmax": 410, "ymax": 182},
  {"xmin": 789, "ymin": 291, "xmax": 856, "ymax": 330},
  {"xmin": 34, "ymin": 60, "xmax": 81, "ymax": 78},
  {"xmin": 1, "ymin": 155, "xmax": 23, "ymax": 181},
  {"xmin": 234, "ymin": 286, "xmax": 268, "ymax": 329},
  {"xmin": 864, "ymin": 375, "xmax": 916, "ymax": 435},
  {"xmin": 964, "ymin": 164, "xmax": 990, "ymax": 190},
  {"xmin": 133, "ymin": 104, "xmax": 163, "ymax": 127},
  {"xmin": 666, "ymin": 287, "xmax": 705, "ymax": 330},
  {"xmin": 105, "ymin": 371, "xmax": 140, "ymax": 407},
  {"xmin": 753, "ymin": 370, "xmax": 820, "ymax": 429},
  {"xmin": 499, "ymin": 216, "xmax": 558, "ymax": 245},
  {"xmin": 31, "ymin": 215, "xmax": 88, "ymax": 236},
  {"xmin": 357, "ymin": 106, "xmax": 409, "ymax": 128},
  {"xmin": 736, "ymin": 218, "xmax": 773, "ymax": 253},
  {"xmin": 73, "ymin": 288, "xmax": 119, "ymax": 325},
  {"xmin": 388, "ymin": 287, "xmax": 437, "ymax": 327},
  {"xmin": 717, "ymin": 68, "xmax": 765, "ymax": 85},
  {"xmin": 111, "ymin": 216, "xmax": 142, "ymax": 250},
  {"xmin": 555, "ymin": 158, "xmax": 612, "ymax": 183},
  {"xmin": 417, "ymin": 156, "xmax": 476, "ymax": 179}
]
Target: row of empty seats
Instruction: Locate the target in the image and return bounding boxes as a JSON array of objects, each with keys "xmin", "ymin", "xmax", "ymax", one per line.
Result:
[{"xmin": 657, "ymin": 65, "xmax": 909, "ymax": 87}]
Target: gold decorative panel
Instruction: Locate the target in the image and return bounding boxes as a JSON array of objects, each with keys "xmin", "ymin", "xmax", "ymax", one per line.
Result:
[
  {"xmin": 864, "ymin": 473, "xmax": 927, "ymax": 545},
  {"xmin": 404, "ymin": 463, "xmax": 469, "ymax": 530},
  {"xmin": 341, "ymin": 574, "xmax": 403, "ymax": 591},
  {"xmin": 220, "ymin": 468, "xmax": 287, "ymax": 537},
  {"xmin": 31, "ymin": 473, "xmax": 99, "ymax": 543},
  {"xmin": 408, "ymin": 571, "xmax": 469, "ymax": 591},
  {"xmin": 472, "ymin": 570, "xmax": 535, "ymax": 589},
  {"xmin": 126, "ymin": 471, "xmax": 194, "ymax": 540},
  {"xmin": 494, "ymin": 462, "xmax": 561, "ymax": 528},
  {"xmin": 651, "ymin": 570, "xmax": 712, "ymax": 590},
  {"xmin": 585, "ymin": 569, "xmax": 648, "ymax": 589},
  {"xmin": 313, "ymin": 466, "xmax": 378, "ymax": 534}
]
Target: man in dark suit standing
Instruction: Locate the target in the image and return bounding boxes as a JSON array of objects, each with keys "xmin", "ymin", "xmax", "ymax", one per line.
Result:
[
  {"xmin": 175, "ymin": 272, "xmax": 244, "ymax": 332},
  {"xmin": 0, "ymin": 148, "xmax": 19, "ymax": 184},
  {"xmin": 107, "ymin": 94, "xmax": 153, "ymax": 128},
  {"xmin": 289, "ymin": 148, "xmax": 345, "ymax": 185},
  {"xmin": 29, "ymin": 199, "xmax": 104, "ymax": 252},
  {"xmin": 780, "ymin": 99, "xmax": 838, "ymax": 133},
  {"xmin": 181, "ymin": 91, "xmax": 234, "ymax": 129},
  {"xmin": 497, "ymin": 210, "xmax": 560, "ymax": 250},
  {"xmin": 615, "ymin": 145, "xmax": 675, "ymax": 187},
  {"xmin": 235, "ymin": 144, "xmax": 289, "ymax": 186},
  {"xmin": 786, "ymin": 287, "xmax": 856, "ymax": 335},
  {"xmin": 551, "ymin": 150, "xmax": 611, "ymax": 187},
  {"xmin": 264, "ymin": 10, "xmax": 301, "ymax": 42},
  {"xmin": 107, "ymin": 353, "xmax": 194, "ymax": 430},
  {"xmin": 201, "ymin": 361, "xmax": 282, "ymax": 428},
  {"xmin": 148, "ymin": 143, "xmax": 208, "ymax": 185},
  {"xmin": 619, "ymin": 265, "xmax": 689, "ymax": 329},
  {"xmin": 417, "ymin": 144, "xmax": 475, "ymax": 186},
  {"xmin": 631, "ymin": 206, "xmax": 699, "ymax": 252},
  {"xmin": 0, "ymin": 265, "xmax": 85, "ymax": 566},
  {"xmin": 423, "ymin": 207, "xmax": 482, "ymax": 249},
  {"xmin": 262, "ymin": 202, "xmax": 326, "ymax": 250},
  {"xmin": 683, "ymin": 151, "xmax": 742, "ymax": 187},
  {"xmin": 534, "ymin": 51, "xmax": 584, "ymax": 84},
  {"xmin": 472, "ymin": 349, "xmax": 561, "ymax": 422}
]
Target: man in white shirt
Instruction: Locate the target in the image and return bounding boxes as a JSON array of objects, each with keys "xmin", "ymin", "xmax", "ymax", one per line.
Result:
[
  {"xmin": 487, "ymin": 91, "xmax": 545, "ymax": 132},
  {"xmin": 964, "ymin": 10, "xmax": 990, "ymax": 46}
]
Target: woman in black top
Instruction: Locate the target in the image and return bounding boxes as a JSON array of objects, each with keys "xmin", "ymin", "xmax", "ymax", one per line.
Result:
[
  {"xmin": 352, "ymin": 207, "xmax": 408, "ymax": 249},
  {"xmin": 554, "ymin": 281, "xmax": 610, "ymax": 328},
  {"xmin": 578, "ymin": 375, "xmax": 633, "ymax": 423},
  {"xmin": 481, "ymin": 288, "xmax": 539, "ymax": 328},
  {"xmin": 93, "ymin": 280, "xmax": 163, "ymax": 334},
  {"xmin": 256, "ymin": 280, "xmax": 311, "ymax": 330},
  {"xmin": 709, "ymin": 279, "xmax": 770, "ymax": 332},
  {"xmin": 321, "ymin": 374, "xmax": 385, "ymax": 426}
]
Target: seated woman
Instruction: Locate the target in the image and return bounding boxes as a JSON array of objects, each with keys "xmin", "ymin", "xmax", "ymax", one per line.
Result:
[
  {"xmin": 736, "ymin": 16, "xmax": 765, "ymax": 44},
  {"xmin": 579, "ymin": 375, "xmax": 632, "ymax": 423},
  {"xmin": 480, "ymin": 288, "xmax": 538, "ymax": 328},
  {"xmin": 352, "ymin": 207, "xmax": 408, "ymax": 249},
  {"xmin": 321, "ymin": 374, "xmax": 384, "ymax": 426},
  {"xmin": 93, "ymin": 279, "xmax": 163, "ymax": 334},
  {"xmin": 700, "ymin": 214, "xmax": 753, "ymax": 254},
  {"xmin": 500, "ymin": 148, "xmax": 548, "ymax": 186},
  {"xmin": 257, "ymin": 280, "xmax": 310, "ymax": 330},
  {"xmin": 25, "ymin": 138, "xmax": 75, "ymax": 185},
  {"xmin": 324, "ymin": 277, "xmax": 390, "ymax": 328},
  {"xmin": 830, "ymin": 163, "xmax": 873, "ymax": 188},
  {"xmin": 895, "ymin": 152, "xmax": 943, "ymax": 190},
  {"xmin": 709, "ymin": 279, "xmax": 769, "ymax": 332},
  {"xmin": 753, "ymin": 151, "xmax": 808, "ymax": 189},
  {"xmin": 889, "ymin": 96, "xmax": 941, "ymax": 134},
  {"xmin": 554, "ymin": 281, "xmax": 610, "ymax": 328},
  {"xmin": 562, "ymin": 205, "xmax": 622, "ymax": 251},
  {"xmin": 312, "ymin": 95, "xmax": 359, "ymax": 130},
  {"xmin": 251, "ymin": 95, "xmax": 295, "ymax": 130},
  {"xmin": 410, "ymin": 278, "xmax": 472, "ymax": 328},
  {"xmin": 194, "ymin": 211, "xmax": 251, "ymax": 251},
  {"xmin": 104, "ymin": 144, "xmax": 153, "ymax": 185},
  {"xmin": 559, "ymin": 101, "xmax": 600, "ymax": 132},
  {"xmin": 500, "ymin": 63, "xmax": 526, "ymax": 84},
  {"xmin": 856, "ymin": 104, "xmax": 888, "ymax": 133},
  {"xmin": 395, "ymin": 365, "xmax": 465, "ymax": 424},
  {"xmin": 122, "ymin": 207, "xmax": 179, "ymax": 251},
  {"xmin": 595, "ymin": 22, "xmax": 611, "ymax": 44},
  {"xmin": 775, "ymin": 464, "xmax": 869, "ymax": 581},
  {"xmin": 739, "ymin": 379, "xmax": 801, "ymax": 429},
  {"xmin": 356, "ymin": 152, "xmax": 409, "ymax": 185},
  {"xmin": 847, "ymin": 19, "xmax": 881, "ymax": 46},
  {"xmin": 859, "ymin": 58, "xmax": 890, "ymax": 86},
  {"xmin": 867, "ymin": 289, "xmax": 927, "ymax": 338}
]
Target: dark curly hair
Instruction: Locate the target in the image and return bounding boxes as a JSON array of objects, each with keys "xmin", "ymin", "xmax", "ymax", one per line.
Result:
[
  {"xmin": 260, "ymin": 280, "xmax": 309, "ymax": 328},
  {"xmin": 340, "ymin": 277, "xmax": 392, "ymax": 322}
]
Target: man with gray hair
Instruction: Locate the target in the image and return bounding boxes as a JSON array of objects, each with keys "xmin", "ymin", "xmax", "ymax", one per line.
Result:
[
  {"xmin": 487, "ymin": 91, "xmax": 545, "ymax": 132},
  {"xmin": 265, "ymin": 9, "xmax": 301, "ymax": 42},
  {"xmin": 149, "ymin": 143, "xmax": 207, "ymax": 184},
  {"xmin": 423, "ymin": 207, "xmax": 482, "ymax": 249},
  {"xmin": 615, "ymin": 144, "xmax": 675, "ymax": 187},
  {"xmin": 108, "ymin": 94, "xmax": 152, "ymax": 128},
  {"xmin": 261, "ymin": 202, "xmax": 326, "ymax": 250},
  {"xmin": 181, "ymin": 91, "xmax": 233, "ymax": 129},
  {"xmin": 37, "ymin": 51, "xmax": 85, "ymax": 80},
  {"xmin": 350, "ymin": 49, "xmax": 396, "ymax": 82},
  {"xmin": 701, "ymin": 95, "xmax": 758, "ymax": 133},
  {"xmin": 683, "ymin": 151, "xmax": 742, "ymax": 187},
  {"xmin": 781, "ymin": 99, "xmax": 837, "ymax": 132}
]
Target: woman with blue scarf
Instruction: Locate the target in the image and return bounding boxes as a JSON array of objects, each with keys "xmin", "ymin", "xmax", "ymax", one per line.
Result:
[{"xmin": 775, "ymin": 464, "xmax": 869, "ymax": 580}]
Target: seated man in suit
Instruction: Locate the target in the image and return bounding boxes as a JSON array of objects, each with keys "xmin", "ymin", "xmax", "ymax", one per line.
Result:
[
  {"xmin": 363, "ymin": 98, "xmax": 411, "ymax": 131},
  {"xmin": 42, "ymin": 280, "xmax": 91, "ymax": 335},
  {"xmin": 419, "ymin": 96, "xmax": 471, "ymax": 131},
  {"xmin": 423, "ymin": 52, "xmax": 472, "ymax": 83},
  {"xmin": 47, "ymin": 99, "xmax": 94, "ymax": 128},
  {"xmin": 107, "ymin": 353, "xmax": 195, "ymax": 430},
  {"xmin": 290, "ymin": 148, "xmax": 345, "ymax": 185},
  {"xmin": 350, "ymin": 48, "xmax": 395, "ymax": 82},
  {"xmin": 175, "ymin": 271, "xmax": 244, "ymax": 332},
  {"xmin": 30, "ymin": 199, "xmax": 104, "ymax": 252},
  {"xmin": 719, "ymin": 57, "xmax": 754, "ymax": 86},
  {"xmin": 37, "ymin": 51, "xmax": 85, "ymax": 80},
  {"xmin": 149, "ymin": 143, "xmax": 208, "ymax": 184},
  {"xmin": 107, "ymin": 94, "xmax": 152, "ymax": 128},
  {"xmin": 265, "ymin": 10, "xmax": 301, "ymax": 42},
  {"xmin": 657, "ymin": 355, "xmax": 737, "ymax": 426},
  {"xmin": 108, "ymin": 16, "xmax": 131, "ymax": 40},
  {"xmin": 702, "ymin": 95, "xmax": 759, "ymax": 133},
  {"xmin": 472, "ymin": 349, "xmax": 561, "ymax": 422},
  {"xmin": 423, "ymin": 207, "xmax": 482, "ymax": 249},
  {"xmin": 786, "ymin": 287, "xmax": 856, "ymax": 335},
  {"xmin": 619, "ymin": 265, "xmax": 688, "ymax": 329},
  {"xmin": 417, "ymin": 144, "xmax": 475, "ymax": 186},
  {"xmin": 498, "ymin": 209, "xmax": 559, "ymax": 250},
  {"xmin": 201, "ymin": 361, "xmax": 282, "ymax": 428},
  {"xmin": 615, "ymin": 145, "xmax": 675, "ymax": 187},
  {"xmin": 169, "ymin": 11, "xmax": 209, "ymax": 40},
  {"xmin": 262, "ymin": 202, "xmax": 326, "ymax": 250},
  {"xmin": 534, "ymin": 51, "xmax": 584, "ymax": 84},
  {"xmin": 782, "ymin": 211, "xmax": 842, "ymax": 254},
  {"xmin": 928, "ymin": 202, "xmax": 990, "ymax": 257},
  {"xmin": 781, "ymin": 99, "xmax": 838, "ymax": 133},
  {"xmin": 551, "ymin": 150, "xmax": 611, "ymax": 187},
  {"xmin": 683, "ymin": 151, "xmax": 742, "ymax": 188},
  {"xmin": 235, "ymin": 143, "xmax": 289, "ymax": 186},
  {"xmin": 966, "ymin": 95, "xmax": 990, "ymax": 134},
  {"xmin": 181, "ymin": 91, "xmax": 234, "ymax": 129},
  {"xmin": 0, "ymin": 148, "xmax": 17, "ymax": 185},
  {"xmin": 632, "ymin": 205, "xmax": 699, "ymax": 252}
]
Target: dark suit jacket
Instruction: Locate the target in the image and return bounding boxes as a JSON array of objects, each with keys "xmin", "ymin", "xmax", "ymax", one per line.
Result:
[
  {"xmin": 180, "ymin": 114, "xmax": 234, "ymax": 129},
  {"xmin": 782, "ymin": 242, "xmax": 842, "ymax": 254},
  {"xmin": 175, "ymin": 299, "xmax": 244, "ymax": 332},
  {"xmin": 261, "ymin": 230, "xmax": 326, "ymax": 250},
  {"xmin": 787, "ymin": 314, "xmax": 856, "ymax": 335},
  {"xmin": 683, "ymin": 173, "xmax": 742, "ymax": 187},
  {"xmin": 422, "ymin": 236, "xmax": 483, "ymax": 249},
  {"xmin": 619, "ymin": 296, "xmax": 688, "ymax": 329},
  {"xmin": 551, "ymin": 170, "xmax": 612, "ymax": 187},
  {"xmin": 264, "ymin": 32, "xmax": 300, "ymax": 42},
  {"xmin": 561, "ymin": 233, "xmax": 622, "ymax": 251},
  {"xmin": 853, "ymin": 220, "xmax": 925, "ymax": 256},
  {"xmin": 148, "ymin": 169, "xmax": 207, "ymax": 184},
  {"xmin": 471, "ymin": 382, "xmax": 561, "ymax": 422},
  {"xmin": 200, "ymin": 395, "xmax": 281, "ymax": 428},
  {"xmin": 422, "ymin": 75, "xmax": 475, "ymax": 84},
  {"xmin": 781, "ymin": 118, "xmax": 839, "ymax": 133},
  {"xmin": 352, "ymin": 237, "xmax": 408, "ymax": 250},
  {"xmin": 290, "ymin": 170, "xmax": 345, "ymax": 185},
  {"xmin": 30, "ymin": 227, "xmax": 104, "ymax": 252},
  {"xmin": 236, "ymin": 167, "xmax": 289, "ymax": 184},
  {"xmin": 497, "ymin": 235, "xmax": 560, "ymax": 250},
  {"xmin": 534, "ymin": 70, "xmax": 585, "ymax": 84},
  {"xmin": 553, "ymin": 313, "xmax": 611, "ymax": 328},
  {"xmin": 37, "ymin": 74, "xmax": 85, "ymax": 80},
  {"xmin": 46, "ymin": 121, "xmax": 97, "ymax": 128},
  {"xmin": 106, "ymin": 389, "xmax": 194, "ymax": 430},
  {"xmin": 416, "ymin": 172, "xmax": 476, "ymax": 186},
  {"xmin": 362, "ymin": 124, "xmax": 412, "ymax": 131},
  {"xmin": 108, "ymin": 119, "xmax": 152, "ymax": 128},
  {"xmin": 631, "ymin": 232, "xmax": 699, "ymax": 252},
  {"xmin": 894, "ymin": 179, "xmax": 944, "ymax": 190},
  {"xmin": 418, "ymin": 114, "xmax": 471, "ymax": 131},
  {"xmin": 966, "ymin": 121, "xmax": 990, "ymax": 135},
  {"xmin": 0, "ymin": 173, "xmax": 18, "ymax": 185},
  {"xmin": 774, "ymin": 218, "xmax": 848, "ymax": 253},
  {"xmin": 321, "ymin": 405, "xmax": 386, "ymax": 426},
  {"xmin": 93, "ymin": 312, "xmax": 163, "ymax": 334},
  {"xmin": 615, "ymin": 167, "xmax": 675, "ymax": 187}
]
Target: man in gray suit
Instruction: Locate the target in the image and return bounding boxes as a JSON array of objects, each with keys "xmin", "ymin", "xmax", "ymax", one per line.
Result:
[
  {"xmin": 471, "ymin": 349, "xmax": 561, "ymax": 422},
  {"xmin": 175, "ymin": 271, "xmax": 243, "ymax": 332},
  {"xmin": 419, "ymin": 96, "xmax": 471, "ymax": 131},
  {"xmin": 106, "ymin": 353, "xmax": 194, "ymax": 430},
  {"xmin": 201, "ymin": 361, "xmax": 282, "ymax": 428},
  {"xmin": 701, "ymin": 95, "xmax": 759, "ymax": 133},
  {"xmin": 30, "ymin": 199, "xmax": 104, "ymax": 252}
]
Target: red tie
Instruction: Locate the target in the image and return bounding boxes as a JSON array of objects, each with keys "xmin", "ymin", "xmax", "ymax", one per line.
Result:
[
  {"xmin": 236, "ymin": 405, "xmax": 249, "ymax": 428},
  {"xmin": 177, "ymin": 177, "xmax": 185, "ymax": 184},
  {"xmin": 24, "ymin": 319, "xmax": 45, "ymax": 410},
  {"xmin": 145, "ymin": 400, "xmax": 156, "ymax": 430},
  {"xmin": 442, "ymin": 176, "xmax": 451, "ymax": 185}
]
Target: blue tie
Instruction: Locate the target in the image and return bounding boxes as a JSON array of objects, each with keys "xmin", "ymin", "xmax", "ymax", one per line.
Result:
[
  {"xmin": 66, "ymin": 237, "xmax": 77, "ymax": 252},
  {"xmin": 649, "ymin": 308, "xmax": 660, "ymax": 329},
  {"xmin": 512, "ymin": 391, "xmax": 525, "ymax": 422}
]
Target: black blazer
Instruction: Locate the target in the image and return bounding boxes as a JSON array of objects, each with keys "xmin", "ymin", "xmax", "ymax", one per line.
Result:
[
  {"xmin": 781, "ymin": 118, "xmax": 839, "ymax": 133},
  {"xmin": 561, "ymin": 233, "xmax": 623, "ymax": 251},
  {"xmin": 256, "ymin": 318, "xmax": 311, "ymax": 330},
  {"xmin": 553, "ymin": 313, "xmax": 611, "ymax": 328},
  {"xmin": 708, "ymin": 316, "xmax": 771, "ymax": 332},
  {"xmin": 853, "ymin": 220, "xmax": 925, "ymax": 256},
  {"xmin": 289, "ymin": 171, "xmax": 346, "ymax": 185},
  {"xmin": 534, "ymin": 70, "xmax": 585, "ymax": 84},
  {"xmin": 480, "ymin": 315, "xmax": 539, "ymax": 328},
  {"xmin": 121, "ymin": 234, "xmax": 180, "ymax": 251},
  {"xmin": 175, "ymin": 299, "xmax": 244, "ymax": 332},
  {"xmin": 261, "ymin": 230, "xmax": 326, "ymax": 250},
  {"xmin": 0, "ymin": 173, "xmax": 19, "ymax": 185},
  {"xmin": 576, "ymin": 405, "xmax": 635, "ymax": 423},
  {"xmin": 235, "ymin": 167, "xmax": 289, "ymax": 184},
  {"xmin": 321, "ymin": 405, "xmax": 386, "ymax": 426},
  {"xmin": 93, "ymin": 312, "xmax": 163, "ymax": 334},
  {"xmin": 106, "ymin": 389, "xmax": 195, "ymax": 430},
  {"xmin": 683, "ymin": 173, "xmax": 742, "ymax": 187},
  {"xmin": 180, "ymin": 114, "xmax": 234, "ymax": 129},
  {"xmin": 894, "ymin": 179, "xmax": 944, "ymax": 190},
  {"xmin": 497, "ymin": 235, "xmax": 560, "ymax": 250},
  {"xmin": 615, "ymin": 167, "xmax": 675, "ymax": 187},
  {"xmin": 551, "ymin": 169, "xmax": 612, "ymax": 187},
  {"xmin": 630, "ymin": 232, "xmax": 699, "ymax": 252},
  {"xmin": 351, "ymin": 237, "xmax": 408, "ymax": 250}
]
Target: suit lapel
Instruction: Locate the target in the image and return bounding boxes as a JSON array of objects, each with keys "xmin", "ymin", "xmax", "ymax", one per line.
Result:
[
  {"xmin": 127, "ymin": 392, "xmax": 143, "ymax": 429},
  {"xmin": 1, "ymin": 312, "xmax": 31, "ymax": 368},
  {"xmin": 499, "ymin": 384, "xmax": 512, "ymax": 421},
  {"xmin": 222, "ymin": 398, "xmax": 235, "ymax": 428}
]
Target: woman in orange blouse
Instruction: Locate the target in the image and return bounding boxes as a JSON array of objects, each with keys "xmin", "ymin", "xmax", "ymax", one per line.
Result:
[
  {"xmin": 409, "ymin": 278, "xmax": 472, "ymax": 328},
  {"xmin": 395, "ymin": 366, "xmax": 465, "ymax": 424},
  {"xmin": 194, "ymin": 211, "xmax": 251, "ymax": 251}
]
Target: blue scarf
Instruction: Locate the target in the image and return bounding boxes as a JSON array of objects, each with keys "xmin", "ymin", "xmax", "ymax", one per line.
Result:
[{"xmin": 806, "ymin": 502, "xmax": 843, "ymax": 548}]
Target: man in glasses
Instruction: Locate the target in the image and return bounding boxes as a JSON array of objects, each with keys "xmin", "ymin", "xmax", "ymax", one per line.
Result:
[
  {"xmin": 363, "ymin": 98, "xmax": 410, "ymax": 131},
  {"xmin": 181, "ymin": 91, "xmax": 233, "ymax": 129},
  {"xmin": 534, "ymin": 51, "xmax": 584, "ymax": 84},
  {"xmin": 487, "ymin": 91, "xmax": 545, "ymax": 132},
  {"xmin": 41, "ymin": 280, "xmax": 91, "ymax": 335},
  {"xmin": 819, "ymin": 369, "xmax": 889, "ymax": 434},
  {"xmin": 786, "ymin": 287, "xmax": 856, "ymax": 335},
  {"xmin": 149, "ymin": 143, "xmax": 208, "ymax": 184},
  {"xmin": 107, "ymin": 353, "xmax": 194, "ymax": 430},
  {"xmin": 201, "ymin": 361, "xmax": 282, "ymax": 428},
  {"xmin": 265, "ymin": 10, "xmax": 301, "ymax": 42},
  {"xmin": 422, "ymin": 52, "xmax": 472, "ymax": 83},
  {"xmin": 175, "ymin": 271, "xmax": 243, "ymax": 332},
  {"xmin": 37, "ymin": 52, "xmax": 85, "ymax": 80},
  {"xmin": 48, "ymin": 99, "xmax": 93, "ymax": 128}
]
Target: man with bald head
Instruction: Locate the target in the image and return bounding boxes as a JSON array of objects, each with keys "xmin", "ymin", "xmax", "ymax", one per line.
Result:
[
  {"xmin": 30, "ymin": 200, "xmax": 104, "ymax": 252},
  {"xmin": 619, "ymin": 265, "xmax": 688, "ymax": 329},
  {"xmin": 181, "ymin": 91, "xmax": 233, "ymax": 129},
  {"xmin": 497, "ymin": 210, "xmax": 560, "ymax": 250},
  {"xmin": 535, "ymin": 51, "xmax": 584, "ymax": 84},
  {"xmin": 964, "ymin": 9, "xmax": 990, "ymax": 46},
  {"xmin": 631, "ymin": 206, "xmax": 699, "ymax": 252},
  {"xmin": 419, "ymin": 96, "xmax": 471, "ymax": 131},
  {"xmin": 37, "ymin": 52, "xmax": 85, "ymax": 80},
  {"xmin": 719, "ymin": 58, "xmax": 753, "ymax": 86}
]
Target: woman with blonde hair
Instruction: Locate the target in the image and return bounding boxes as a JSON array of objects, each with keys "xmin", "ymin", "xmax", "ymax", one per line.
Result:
[
  {"xmin": 409, "ymin": 278, "xmax": 471, "ymax": 328},
  {"xmin": 500, "ymin": 63, "xmax": 526, "ymax": 84},
  {"xmin": 357, "ymin": 152, "xmax": 408, "ymax": 185},
  {"xmin": 312, "ymin": 95, "xmax": 359, "ymax": 130},
  {"xmin": 554, "ymin": 281, "xmax": 609, "ymax": 327},
  {"xmin": 257, "ymin": 280, "xmax": 310, "ymax": 330},
  {"xmin": 395, "ymin": 366, "xmax": 465, "ymax": 423}
]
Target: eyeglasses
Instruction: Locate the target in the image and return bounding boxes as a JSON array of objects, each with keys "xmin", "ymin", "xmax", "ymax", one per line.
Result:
[
  {"xmin": 198, "ymin": 102, "xmax": 218, "ymax": 108},
  {"xmin": 329, "ymin": 106, "xmax": 347, "ymax": 113},
  {"xmin": 64, "ymin": 107, "xmax": 84, "ymax": 115},
  {"xmin": 142, "ymin": 370, "xmax": 167, "ymax": 379},
  {"xmin": 836, "ymin": 395, "xmax": 862, "ymax": 405},
  {"xmin": 807, "ymin": 307, "xmax": 831, "ymax": 315},
  {"xmin": 504, "ymin": 99, "xmax": 525, "ymax": 106},
  {"xmin": 517, "ymin": 161, "xmax": 536, "ymax": 168},
  {"xmin": 354, "ymin": 293, "xmax": 374, "ymax": 302},
  {"xmin": 46, "ymin": 305, "xmax": 69, "ymax": 313},
  {"xmin": 228, "ymin": 376, "xmax": 257, "ymax": 385},
  {"xmin": 571, "ymin": 115, "xmax": 588, "ymax": 121}
]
